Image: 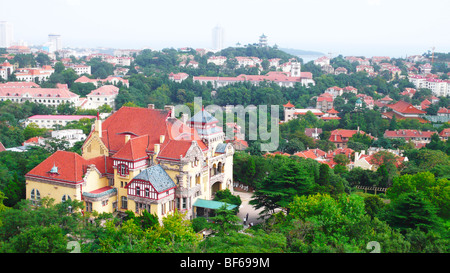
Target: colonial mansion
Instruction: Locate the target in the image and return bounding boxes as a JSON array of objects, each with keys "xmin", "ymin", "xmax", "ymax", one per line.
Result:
[{"xmin": 25, "ymin": 105, "xmax": 235, "ymax": 219}]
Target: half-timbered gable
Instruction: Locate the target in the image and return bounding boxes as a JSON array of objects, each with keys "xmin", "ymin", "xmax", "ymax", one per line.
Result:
[{"xmin": 126, "ymin": 165, "xmax": 177, "ymax": 215}]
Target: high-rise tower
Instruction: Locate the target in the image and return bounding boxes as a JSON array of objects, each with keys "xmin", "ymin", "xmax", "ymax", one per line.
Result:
[
  {"xmin": 212, "ymin": 25, "xmax": 224, "ymax": 51},
  {"xmin": 48, "ymin": 34, "xmax": 62, "ymax": 52},
  {"xmin": 0, "ymin": 21, "xmax": 14, "ymax": 48}
]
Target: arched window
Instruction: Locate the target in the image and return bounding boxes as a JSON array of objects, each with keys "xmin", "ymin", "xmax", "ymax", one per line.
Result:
[
  {"xmin": 30, "ymin": 189, "xmax": 41, "ymax": 205},
  {"xmin": 62, "ymin": 194, "xmax": 71, "ymax": 202}
]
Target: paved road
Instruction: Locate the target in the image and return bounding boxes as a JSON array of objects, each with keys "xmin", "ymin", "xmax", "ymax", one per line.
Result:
[{"xmin": 234, "ymin": 190, "xmax": 265, "ymax": 228}]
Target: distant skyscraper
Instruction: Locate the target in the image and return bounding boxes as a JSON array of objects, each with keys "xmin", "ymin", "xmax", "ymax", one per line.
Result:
[
  {"xmin": 0, "ymin": 21, "xmax": 14, "ymax": 48},
  {"xmin": 212, "ymin": 25, "xmax": 224, "ymax": 51},
  {"xmin": 48, "ymin": 34, "xmax": 62, "ymax": 52}
]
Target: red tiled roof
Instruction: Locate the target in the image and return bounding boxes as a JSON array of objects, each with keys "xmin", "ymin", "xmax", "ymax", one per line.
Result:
[
  {"xmin": 0, "ymin": 87, "xmax": 79, "ymax": 99},
  {"xmin": 99, "ymin": 106, "xmax": 207, "ymax": 158},
  {"xmin": 294, "ymin": 150, "xmax": 318, "ymax": 159},
  {"xmin": 89, "ymin": 186, "xmax": 114, "ymax": 194},
  {"xmin": 317, "ymin": 93, "xmax": 333, "ymax": 102},
  {"xmin": 382, "ymin": 111, "xmax": 429, "ymax": 123},
  {"xmin": 384, "ymin": 129, "xmax": 436, "ymax": 139},
  {"xmin": 0, "ymin": 142, "xmax": 5, "ymax": 152},
  {"xmin": 27, "ymin": 115, "xmax": 96, "ymax": 121},
  {"xmin": 100, "ymin": 107, "xmax": 171, "ymax": 153},
  {"xmin": 439, "ymin": 128, "xmax": 450, "ymax": 137},
  {"xmin": 321, "ymin": 116, "xmax": 341, "ymax": 120},
  {"xmin": 327, "ymin": 86, "xmax": 342, "ymax": 91},
  {"xmin": 343, "ymin": 86, "xmax": 357, "ymax": 91},
  {"xmin": 74, "ymin": 75, "xmax": 97, "ymax": 83},
  {"xmin": 26, "ymin": 151, "xmax": 111, "ymax": 184},
  {"xmin": 327, "ymin": 108, "xmax": 339, "ymax": 114},
  {"xmin": 112, "ymin": 135, "xmax": 150, "ymax": 161},
  {"xmin": 386, "ymin": 100, "xmax": 426, "ymax": 114},
  {"xmin": 157, "ymin": 140, "xmax": 196, "ymax": 161},
  {"xmin": 327, "ymin": 148, "xmax": 354, "ymax": 158},
  {"xmin": 329, "ymin": 129, "xmax": 373, "ymax": 143},
  {"xmin": 23, "ymin": 136, "xmax": 43, "ymax": 145},
  {"xmin": 26, "ymin": 151, "xmax": 89, "ymax": 183},
  {"xmin": 0, "ymin": 82, "xmax": 40, "ymax": 88},
  {"xmin": 283, "ymin": 101, "xmax": 295, "ymax": 108},
  {"xmin": 87, "ymin": 85, "xmax": 119, "ymax": 96}
]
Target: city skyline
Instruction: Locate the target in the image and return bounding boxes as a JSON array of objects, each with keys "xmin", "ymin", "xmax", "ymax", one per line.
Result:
[{"xmin": 0, "ymin": 0, "xmax": 449, "ymax": 57}]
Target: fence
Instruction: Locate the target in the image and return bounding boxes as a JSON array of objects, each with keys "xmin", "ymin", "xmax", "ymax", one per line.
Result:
[{"xmin": 355, "ymin": 185, "xmax": 388, "ymax": 195}]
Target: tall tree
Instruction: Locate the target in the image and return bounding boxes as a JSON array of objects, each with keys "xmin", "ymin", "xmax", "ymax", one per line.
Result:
[{"xmin": 250, "ymin": 158, "xmax": 314, "ymax": 216}]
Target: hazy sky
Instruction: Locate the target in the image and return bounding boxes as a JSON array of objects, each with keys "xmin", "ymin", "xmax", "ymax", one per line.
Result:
[{"xmin": 1, "ymin": 0, "xmax": 449, "ymax": 57}]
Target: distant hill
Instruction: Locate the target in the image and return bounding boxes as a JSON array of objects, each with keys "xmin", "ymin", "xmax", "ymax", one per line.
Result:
[
  {"xmin": 279, "ymin": 48, "xmax": 325, "ymax": 56},
  {"xmin": 217, "ymin": 45, "xmax": 301, "ymax": 62}
]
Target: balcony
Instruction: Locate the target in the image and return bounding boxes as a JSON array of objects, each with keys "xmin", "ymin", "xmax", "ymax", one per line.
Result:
[{"xmin": 209, "ymin": 173, "xmax": 224, "ymax": 186}]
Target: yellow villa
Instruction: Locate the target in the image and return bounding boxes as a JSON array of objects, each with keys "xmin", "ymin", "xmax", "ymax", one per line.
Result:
[{"xmin": 25, "ymin": 105, "xmax": 235, "ymax": 219}]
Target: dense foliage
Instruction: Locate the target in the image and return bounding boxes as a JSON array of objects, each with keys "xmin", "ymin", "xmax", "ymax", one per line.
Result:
[{"xmin": 0, "ymin": 48, "xmax": 449, "ymax": 253}]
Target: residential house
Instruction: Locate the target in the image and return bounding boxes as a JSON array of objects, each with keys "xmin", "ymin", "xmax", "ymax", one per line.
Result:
[
  {"xmin": 24, "ymin": 115, "xmax": 96, "ymax": 129},
  {"xmin": 316, "ymin": 93, "xmax": 334, "ymax": 112},
  {"xmin": 329, "ymin": 129, "xmax": 373, "ymax": 149},
  {"xmin": 207, "ymin": 56, "xmax": 227, "ymax": 66},
  {"xmin": 334, "ymin": 67, "xmax": 348, "ymax": 75},
  {"xmin": 383, "ymin": 129, "xmax": 437, "ymax": 145},
  {"xmin": 83, "ymin": 85, "xmax": 119, "ymax": 110},
  {"xmin": 382, "ymin": 100, "xmax": 428, "ymax": 123},
  {"xmin": 439, "ymin": 128, "xmax": 450, "ymax": 141},
  {"xmin": 25, "ymin": 105, "xmax": 235, "ymax": 219},
  {"xmin": 168, "ymin": 72, "xmax": 189, "ymax": 83},
  {"xmin": 0, "ymin": 86, "xmax": 80, "ymax": 107},
  {"xmin": 356, "ymin": 65, "xmax": 374, "ymax": 73}
]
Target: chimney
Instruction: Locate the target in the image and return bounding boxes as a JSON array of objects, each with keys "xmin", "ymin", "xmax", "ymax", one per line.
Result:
[
  {"xmin": 164, "ymin": 105, "xmax": 175, "ymax": 118},
  {"xmin": 160, "ymin": 135, "xmax": 165, "ymax": 144},
  {"xmin": 154, "ymin": 144, "xmax": 160, "ymax": 155},
  {"xmin": 95, "ymin": 118, "xmax": 102, "ymax": 138},
  {"xmin": 148, "ymin": 104, "xmax": 155, "ymax": 109},
  {"xmin": 125, "ymin": 134, "xmax": 131, "ymax": 143}
]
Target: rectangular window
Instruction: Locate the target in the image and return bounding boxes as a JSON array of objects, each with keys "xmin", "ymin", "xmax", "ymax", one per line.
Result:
[
  {"xmin": 121, "ymin": 196, "xmax": 128, "ymax": 209},
  {"xmin": 86, "ymin": 202, "xmax": 92, "ymax": 212}
]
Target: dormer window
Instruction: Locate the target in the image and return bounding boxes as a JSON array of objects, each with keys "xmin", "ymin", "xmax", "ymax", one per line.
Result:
[{"xmin": 49, "ymin": 164, "xmax": 59, "ymax": 177}]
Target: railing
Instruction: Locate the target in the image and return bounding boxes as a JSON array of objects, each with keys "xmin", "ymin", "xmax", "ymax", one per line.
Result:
[{"xmin": 355, "ymin": 185, "xmax": 387, "ymax": 194}]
